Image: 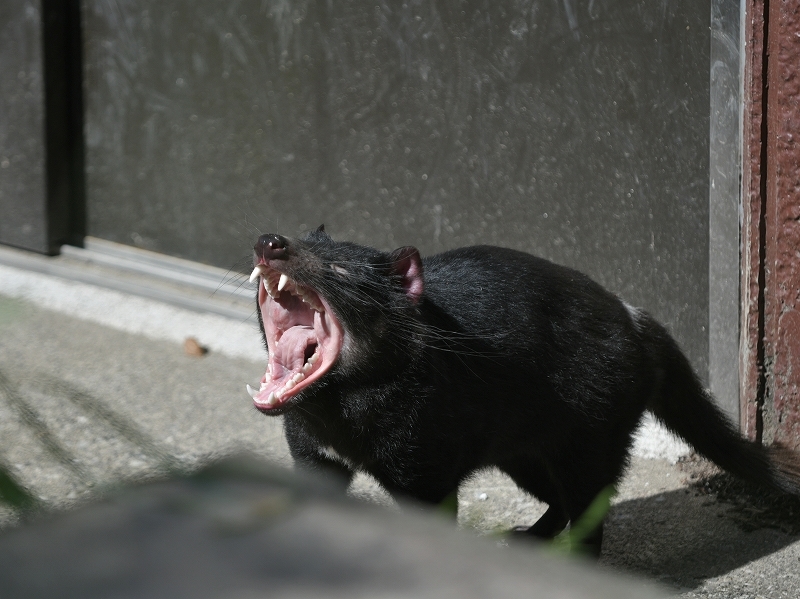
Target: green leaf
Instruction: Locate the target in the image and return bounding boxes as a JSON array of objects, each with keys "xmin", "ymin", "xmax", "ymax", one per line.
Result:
[
  {"xmin": 550, "ymin": 485, "xmax": 616, "ymax": 555},
  {"xmin": 437, "ymin": 490, "xmax": 459, "ymax": 518}
]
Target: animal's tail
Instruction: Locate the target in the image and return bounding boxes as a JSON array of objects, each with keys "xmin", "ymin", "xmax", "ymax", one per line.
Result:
[{"xmin": 636, "ymin": 311, "xmax": 800, "ymax": 496}]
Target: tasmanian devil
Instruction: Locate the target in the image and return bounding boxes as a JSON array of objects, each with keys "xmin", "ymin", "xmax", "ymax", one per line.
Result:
[{"xmin": 246, "ymin": 225, "xmax": 800, "ymax": 554}]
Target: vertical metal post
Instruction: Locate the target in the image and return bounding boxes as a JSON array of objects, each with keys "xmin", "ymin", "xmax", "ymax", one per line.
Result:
[{"xmin": 709, "ymin": 0, "xmax": 742, "ymax": 423}]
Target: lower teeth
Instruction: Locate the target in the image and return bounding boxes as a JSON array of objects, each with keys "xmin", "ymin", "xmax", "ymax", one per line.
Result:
[{"xmin": 250, "ymin": 350, "xmax": 321, "ymax": 404}]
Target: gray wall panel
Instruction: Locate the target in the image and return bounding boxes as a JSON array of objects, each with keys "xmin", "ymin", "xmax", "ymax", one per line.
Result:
[
  {"xmin": 83, "ymin": 0, "xmax": 710, "ymax": 377},
  {"xmin": 0, "ymin": 1, "xmax": 48, "ymax": 252}
]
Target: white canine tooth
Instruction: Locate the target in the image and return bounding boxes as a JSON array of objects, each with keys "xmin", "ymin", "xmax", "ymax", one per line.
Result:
[
  {"xmin": 278, "ymin": 274, "xmax": 289, "ymax": 291},
  {"xmin": 246, "ymin": 384, "xmax": 257, "ymax": 398},
  {"xmin": 249, "ymin": 266, "xmax": 265, "ymax": 283}
]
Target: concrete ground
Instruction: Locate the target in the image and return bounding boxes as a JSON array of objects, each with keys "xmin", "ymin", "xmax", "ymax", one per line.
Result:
[{"xmin": 1, "ymin": 243, "xmax": 799, "ymax": 598}]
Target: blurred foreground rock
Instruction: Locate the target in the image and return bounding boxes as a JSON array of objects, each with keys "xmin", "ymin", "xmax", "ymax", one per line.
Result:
[{"xmin": 0, "ymin": 455, "xmax": 665, "ymax": 599}]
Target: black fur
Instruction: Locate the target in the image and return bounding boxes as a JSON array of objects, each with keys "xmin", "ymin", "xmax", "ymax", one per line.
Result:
[{"xmin": 252, "ymin": 228, "xmax": 800, "ymax": 555}]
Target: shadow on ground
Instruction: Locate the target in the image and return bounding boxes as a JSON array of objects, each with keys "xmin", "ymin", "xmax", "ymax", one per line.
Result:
[{"xmin": 601, "ymin": 465, "xmax": 800, "ymax": 591}]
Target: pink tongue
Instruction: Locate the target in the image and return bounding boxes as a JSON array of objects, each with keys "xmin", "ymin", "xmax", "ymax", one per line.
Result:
[{"xmin": 272, "ymin": 326, "xmax": 316, "ymax": 381}]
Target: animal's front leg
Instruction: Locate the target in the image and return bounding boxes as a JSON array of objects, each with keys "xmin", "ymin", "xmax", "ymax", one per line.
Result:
[
  {"xmin": 374, "ymin": 467, "xmax": 461, "ymax": 513},
  {"xmin": 284, "ymin": 417, "xmax": 354, "ymax": 491}
]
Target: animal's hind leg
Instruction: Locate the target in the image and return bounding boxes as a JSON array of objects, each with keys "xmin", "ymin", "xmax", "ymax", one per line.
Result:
[
  {"xmin": 502, "ymin": 452, "xmax": 617, "ymax": 556},
  {"xmin": 560, "ymin": 487, "xmax": 606, "ymax": 556},
  {"xmin": 499, "ymin": 459, "xmax": 569, "ymax": 540},
  {"xmin": 553, "ymin": 456, "xmax": 622, "ymax": 557},
  {"xmin": 523, "ymin": 505, "xmax": 570, "ymax": 539}
]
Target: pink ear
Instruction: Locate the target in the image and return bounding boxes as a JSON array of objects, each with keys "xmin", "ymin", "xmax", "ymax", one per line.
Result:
[{"xmin": 389, "ymin": 246, "xmax": 424, "ymax": 304}]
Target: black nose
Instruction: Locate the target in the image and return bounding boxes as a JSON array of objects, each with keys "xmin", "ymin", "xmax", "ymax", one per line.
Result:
[{"xmin": 254, "ymin": 233, "xmax": 288, "ymax": 261}]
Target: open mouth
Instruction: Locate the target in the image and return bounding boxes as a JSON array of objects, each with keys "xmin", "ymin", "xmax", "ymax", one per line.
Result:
[{"xmin": 246, "ymin": 264, "xmax": 344, "ymax": 413}]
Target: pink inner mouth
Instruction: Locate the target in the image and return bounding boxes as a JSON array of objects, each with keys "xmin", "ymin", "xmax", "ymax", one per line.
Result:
[{"xmin": 251, "ymin": 265, "xmax": 344, "ymax": 412}]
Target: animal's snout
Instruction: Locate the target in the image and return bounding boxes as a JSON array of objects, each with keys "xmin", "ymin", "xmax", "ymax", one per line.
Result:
[{"xmin": 254, "ymin": 233, "xmax": 288, "ymax": 262}]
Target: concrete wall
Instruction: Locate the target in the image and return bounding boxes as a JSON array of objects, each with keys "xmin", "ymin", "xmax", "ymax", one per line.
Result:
[
  {"xmin": 0, "ymin": 1, "xmax": 48, "ymax": 252},
  {"xmin": 0, "ymin": 0, "xmax": 85, "ymax": 254},
  {"xmin": 81, "ymin": 0, "xmax": 711, "ymax": 378}
]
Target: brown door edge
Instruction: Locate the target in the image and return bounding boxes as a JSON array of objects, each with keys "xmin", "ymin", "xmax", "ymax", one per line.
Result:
[{"xmin": 741, "ymin": 0, "xmax": 800, "ymax": 450}]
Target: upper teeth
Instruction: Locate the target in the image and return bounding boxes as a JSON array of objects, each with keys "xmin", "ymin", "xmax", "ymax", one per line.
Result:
[
  {"xmin": 256, "ymin": 271, "xmax": 324, "ymax": 312},
  {"xmin": 261, "ymin": 273, "xmax": 283, "ymax": 299},
  {"xmin": 298, "ymin": 289, "xmax": 324, "ymax": 312},
  {"xmin": 264, "ymin": 278, "xmax": 276, "ymax": 299},
  {"xmin": 249, "ymin": 265, "xmax": 268, "ymax": 283}
]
